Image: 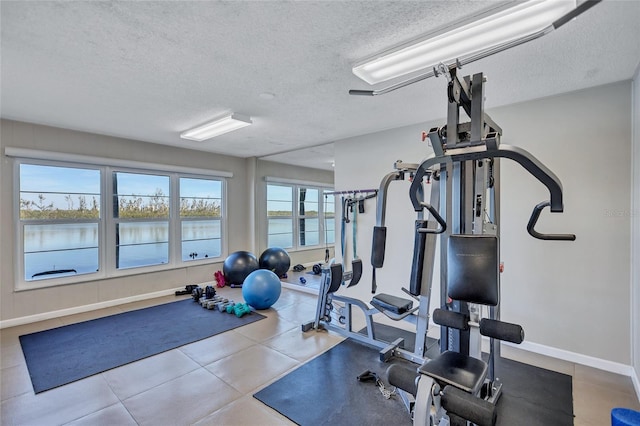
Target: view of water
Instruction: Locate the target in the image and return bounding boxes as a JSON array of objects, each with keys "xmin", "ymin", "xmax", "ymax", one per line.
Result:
[
  {"xmin": 25, "ymin": 218, "xmax": 335, "ymax": 281},
  {"xmin": 24, "ymin": 221, "xmax": 221, "ymax": 281},
  {"xmin": 267, "ymin": 218, "xmax": 334, "ymax": 248}
]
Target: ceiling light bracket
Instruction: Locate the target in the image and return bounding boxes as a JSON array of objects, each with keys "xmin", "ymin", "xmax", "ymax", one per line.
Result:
[{"xmin": 433, "ymin": 60, "xmax": 461, "ymax": 82}]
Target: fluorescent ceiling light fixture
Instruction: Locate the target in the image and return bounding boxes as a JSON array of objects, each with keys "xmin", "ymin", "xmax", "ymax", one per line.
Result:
[
  {"xmin": 180, "ymin": 113, "xmax": 252, "ymax": 141},
  {"xmin": 352, "ymin": 0, "xmax": 576, "ymax": 85}
]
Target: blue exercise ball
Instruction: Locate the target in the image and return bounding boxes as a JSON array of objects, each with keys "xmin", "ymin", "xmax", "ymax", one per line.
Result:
[
  {"xmin": 242, "ymin": 269, "xmax": 282, "ymax": 310},
  {"xmin": 223, "ymin": 251, "xmax": 259, "ymax": 286},
  {"xmin": 259, "ymin": 247, "xmax": 291, "ymax": 278}
]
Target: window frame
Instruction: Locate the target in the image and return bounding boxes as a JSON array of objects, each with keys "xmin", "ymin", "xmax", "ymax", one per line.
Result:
[
  {"xmin": 298, "ymin": 187, "xmax": 320, "ymax": 248},
  {"xmin": 323, "ymin": 189, "xmax": 336, "ymax": 246},
  {"xmin": 266, "ymin": 183, "xmax": 295, "ymax": 249},
  {"xmin": 15, "ymin": 159, "xmax": 105, "ymax": 287},
  {"xmin": 266, "ymin": 180, "xmax": 334, "ymax": 251},
  {"xmin": 110, "ymin": 169, "xmax": 172, "ymax": 272},
  {"xmin": 178, "ymin": 175, "xmax": 226, "ymax": 263},
  {"xmin": 13, "ymin": 156, "xmax": 228, "ymax": 290}
]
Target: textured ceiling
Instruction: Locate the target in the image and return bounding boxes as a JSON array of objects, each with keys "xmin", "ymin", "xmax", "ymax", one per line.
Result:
[{"xmin": 2, "ymin": 1, "xmax": 639, "ymax": 171}]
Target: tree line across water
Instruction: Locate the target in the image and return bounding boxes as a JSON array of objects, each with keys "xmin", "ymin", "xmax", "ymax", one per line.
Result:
[{"xmin": 20, "ymin": 189, "xmax": 222, "ymax": 220}]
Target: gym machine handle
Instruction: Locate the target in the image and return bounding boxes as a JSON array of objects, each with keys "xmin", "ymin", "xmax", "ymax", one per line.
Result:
[
  {"xmin": 410, "ymin": 145, "xmax": 567, "ymax": 214},
  {"xmin": 417, "ymin": 202, "xmax": 446, "ymax": 234},
  {"xmin": 527, "ymin": 201, "xmax": 576, "ymax": 241}
]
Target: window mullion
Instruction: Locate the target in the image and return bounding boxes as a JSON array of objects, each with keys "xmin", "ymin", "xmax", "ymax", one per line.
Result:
[
  {"xmin": 220, "ymin": 178, "xmax": 228, "ymax": 259},
  {"xmin": 104, "ymin": 166, "xmax": 115, "ymax": 274},
  {"xmin": 319, "ymin": 188, "xmax": 325, "ymax": 246},
  {"xmin": 14, "ymin": 160, "xmax": 25, "ymax": 288},
  {"xmin": 293, "ymin": 185, "xmax": 299, "ymax": 250},
  {"xmin": 170, "ymin": 173, "xmax": 179, "ymax": 266}
]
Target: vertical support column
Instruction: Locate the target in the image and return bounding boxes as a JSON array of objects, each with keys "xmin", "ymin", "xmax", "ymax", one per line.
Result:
[
  {"xmin": 439, "ymin": 163, "xmax": 449, "ymax": 352},
  {"xmin": 441, "ymin": 77, "xmax": 458, "ymax": 353},
  {"xmin": 442, "ymin": 68, "xmax": 471, "ymax": 354},
  {"xmin": 489, "ymin": 156, "xmax": 501, "ymax": 381},
  {"xmin": 462, "ymin": 74, "xmax": 475, "ymax": 235},
  {"xmin": 415, "ymin": 180, "xmax": 440, "ymax": 358},
  {"xmin": 471, "ymin": 73, "xmax": 488, "ymax": 236},
  {"xmin": 246, "ymin": 157, "xmax": 257, "ymax": 255}
]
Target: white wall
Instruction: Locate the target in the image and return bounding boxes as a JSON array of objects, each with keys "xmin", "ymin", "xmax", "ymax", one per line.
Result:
[
  {"xmin": 0, "ymin": 119, "xmax": 332, "ymax": 322},
  {"xmin": 333, "ymin": 81, "xmax": 632, "ymax": 366},
  {"xmin": 334, "ymin": 122, "xmax": 443, "ymax": 312},
  {"xmin": 632, "ymin": 64, "xmax": 640, "ymax": 393},
  {"xmin": 495, "ymin": 83, "xmax": 631, "ymax": 365}
]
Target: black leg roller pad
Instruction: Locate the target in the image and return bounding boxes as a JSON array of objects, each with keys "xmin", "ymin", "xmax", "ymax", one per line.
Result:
[
  {"xmin": 386, "ymin": 363, "xmax": 419, "ymax": 396},
  {"xmin": 441, "ymin": 385, "xmax": 497, "ymax": 426}
]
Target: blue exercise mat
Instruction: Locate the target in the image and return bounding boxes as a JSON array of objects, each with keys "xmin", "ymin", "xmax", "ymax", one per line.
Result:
[{"xmin": 19, "ymin": 299, "xmax": 265, "ymax": 393}]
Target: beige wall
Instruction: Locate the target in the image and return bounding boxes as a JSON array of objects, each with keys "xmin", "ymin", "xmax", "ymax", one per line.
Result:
[
  {"xmin": 333, "ymin": 81, "xmax": 633, "ymax": 365},
  {"xmin": 0, "ymin": 119, "xmax": 333, "ymax": 322},
  {"xmin": 493, "ymin": 83, "xmax": 631, "ymax": 364}
]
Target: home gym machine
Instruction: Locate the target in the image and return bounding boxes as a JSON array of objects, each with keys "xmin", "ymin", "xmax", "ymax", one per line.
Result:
[
  {"xmin": 329, "ymin": 0, "xmax": 599, "ymax": 420},
  {"xmin": 307, "ymin": 64, "xmax": 576, "ymax": 425},
  {"xmin": 302, "ymin": 159, "xmax": 443, "ymax": 365},
  {"xmin": 376, "ymin": 65, "xmax": 575, "ymax": 426}
]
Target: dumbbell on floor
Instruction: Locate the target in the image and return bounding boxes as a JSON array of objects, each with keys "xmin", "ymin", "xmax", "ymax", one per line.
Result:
[{"xmin": 227, "ymin": 302, "xmax": 252, "ymax": 318}]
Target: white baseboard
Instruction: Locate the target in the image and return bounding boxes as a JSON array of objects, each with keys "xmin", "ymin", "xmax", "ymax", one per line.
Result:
[
  {"xmin": 632, "ymin": 367, "xmax": 640, "ymax": 402},
  {"xmin": 0, "ymin": 288, "xmax": 180, "ymax": 329},
  {"xmin": 434, "ymin": 325, "xmax": 635, "ymax": 377},
  {"xmin": 436, "ymin": 326, "xmax": 637, "ymax": 381},
  {"xmin": 503, "ymin": 340, "xmax": 634, "ymax": 377},
  {"xmin": 281, "ymin": 281, "xmax": 319, "ymax": 295}
]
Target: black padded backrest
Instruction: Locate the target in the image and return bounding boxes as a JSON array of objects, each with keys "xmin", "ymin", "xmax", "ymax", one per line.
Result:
[{"xmin": 447, "ymin": 235, "xmax": 499, "ymax": 306}]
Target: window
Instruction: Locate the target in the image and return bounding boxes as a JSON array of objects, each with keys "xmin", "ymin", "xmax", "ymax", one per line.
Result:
[
  {"xmin": 113, "ymin": 172, "xmax": 170, "ymax": 269},
  {"xmin": 180, "ymin": 177, "xmax": 223, "ymax": 261},
  {"xmin": 20, "ymin": 164, "xmax": 101, "ymax": 281},
  {"xmin": 266, "ymin": 184, "xmax": 293, "ymax": 248},
  {"xmin": 267, "ymin": 182, "xmax": 334, "ymax": 250},
  {"xmin": 299, "ymin": 188, "xmax": 319, "ymax": 246},
  {"xmin": 323, "ymin": 190, "xmax": 335, "ymax": 245},
  {"xmin": 15, "ymin": 159, "xmax": 227, "ymax": 288}
]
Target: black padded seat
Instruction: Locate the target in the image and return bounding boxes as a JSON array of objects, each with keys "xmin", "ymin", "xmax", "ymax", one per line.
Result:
[
  {"xmin": 418, "ymin": 351, "xmax": 488, "ymax": 395},
  {"xmin": 371, "ymin": 293, "xmax": 413, "ymax": 314}
]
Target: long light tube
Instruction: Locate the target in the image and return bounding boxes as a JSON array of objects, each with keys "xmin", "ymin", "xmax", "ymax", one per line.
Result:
[
  {"xmin": 180, "ymin": 113, "xmax": 252, "ymax": 141},
  {"xmin": 352, "ymin": 0, "xmax": 576, "ymax": 85}
]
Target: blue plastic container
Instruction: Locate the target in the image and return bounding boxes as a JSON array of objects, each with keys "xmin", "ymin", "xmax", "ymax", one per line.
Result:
[{"xmin": 612, "ymin": 408, "xmax": 640, "ymax": 426}]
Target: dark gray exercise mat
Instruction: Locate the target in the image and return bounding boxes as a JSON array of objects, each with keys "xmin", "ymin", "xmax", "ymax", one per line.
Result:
[
  {"xmin": 493, "ymin": 356, "xmax": 574, "ymax": 425},
  {"xmin": 255, "ymin": 337, "xmax": 415, "ymax": 425},
  {"xmin": 254, "ymin": 334, "xmax": 573, "ymax": 426},
  {"xmin": 19, "ymin": 299, "xmax": 265, "ymax": 393}
]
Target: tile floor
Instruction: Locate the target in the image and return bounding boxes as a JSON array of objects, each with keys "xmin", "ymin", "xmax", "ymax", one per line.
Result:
[{"xmin": 1, "ymin": 285, "xmax": 639, "ymax": 426}]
